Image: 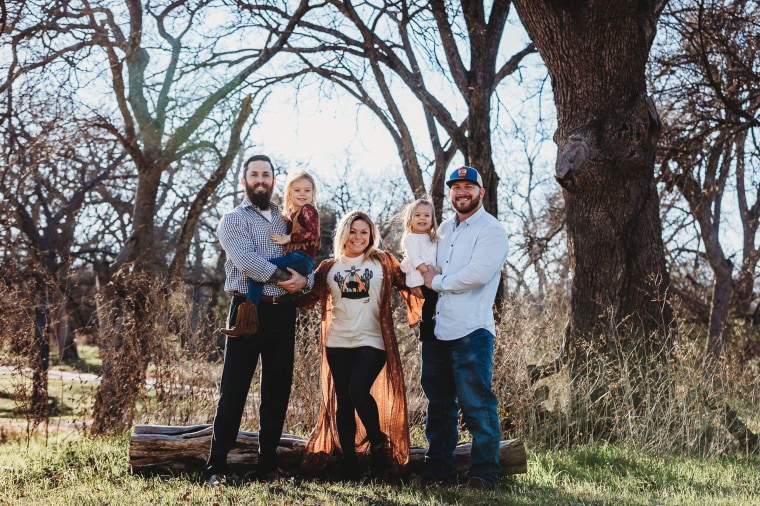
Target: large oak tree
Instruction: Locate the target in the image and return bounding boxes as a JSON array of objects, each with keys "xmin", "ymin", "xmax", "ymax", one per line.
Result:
[{"xmin": 513, "ymin": 1, "xmax": 673, "ymax": 368}]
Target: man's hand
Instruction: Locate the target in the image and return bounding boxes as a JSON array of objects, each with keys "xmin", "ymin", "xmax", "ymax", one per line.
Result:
[
  {"xmin": 422, "ymin": 268, "xmax": 437, "ymax": 290},
  {"xmin": 268, "ymin": 268, "xmax": 292, "ymax": 282},
  {"xmin": 277, "ymin": 268, "xmax": 307, "ymax": 293}
]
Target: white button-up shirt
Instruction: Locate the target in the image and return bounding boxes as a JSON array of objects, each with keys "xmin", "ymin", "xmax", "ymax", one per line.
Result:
[{"xmin": 430, "ymin": 205, "xmax": 509, "ymax": 340}]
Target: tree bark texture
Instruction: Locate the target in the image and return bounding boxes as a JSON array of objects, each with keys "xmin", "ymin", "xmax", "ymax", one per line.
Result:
[
  {"xmin": 128, "ymin": 424, "xmax": 527, "ymax": 477},
  {"xmin": 513, "ymin": 1, "xmax": 673, "ymax": 355}
]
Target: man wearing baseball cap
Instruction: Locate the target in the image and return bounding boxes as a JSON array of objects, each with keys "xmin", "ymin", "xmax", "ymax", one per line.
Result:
[{"xmin": 421, "ymin": 165, "xmax": 508, "ymax": 488}]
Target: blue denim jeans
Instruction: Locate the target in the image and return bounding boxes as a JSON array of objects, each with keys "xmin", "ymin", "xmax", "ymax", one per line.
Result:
[
  {"xmin": 420, "ymin": 329, "xmax": 500, "ymax": 485},
  {"xmin": 247, "ymin": 250, "xmax": 314, "ymax": 305}
]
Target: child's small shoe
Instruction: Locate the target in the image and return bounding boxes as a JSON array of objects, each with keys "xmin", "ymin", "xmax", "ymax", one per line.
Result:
[{"xmin": 220, "ymin": 300, "xmax": 259, "ymax": 337}]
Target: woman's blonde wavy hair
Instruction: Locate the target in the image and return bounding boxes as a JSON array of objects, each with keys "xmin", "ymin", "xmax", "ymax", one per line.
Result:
[{"xmin": 333, "ymin": 210, "xmax": 382, "ymax": 262}]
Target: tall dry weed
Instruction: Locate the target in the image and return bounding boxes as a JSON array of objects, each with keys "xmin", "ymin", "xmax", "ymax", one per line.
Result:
[
  {"xmin": 493, "ymin": 289, "xmax": 760, "ymax": 457},
  {"xmin": 7, "ymin": 267, "xmax": 754, "ymax": 460},
  {"xmin": 0, "ymin": 269, "xmax": 49, "ymax": 433}
]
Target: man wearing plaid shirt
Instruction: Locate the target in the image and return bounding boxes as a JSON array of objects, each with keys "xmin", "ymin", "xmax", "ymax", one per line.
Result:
[{"xmin": 205, "ymin": 154, "xmax": 313, "ymax": 486}]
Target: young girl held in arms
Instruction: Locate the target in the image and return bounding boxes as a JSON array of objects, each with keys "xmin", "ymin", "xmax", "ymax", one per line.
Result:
[
  {"xmin": 399, "ymin": 198, "xmax": 439, "ymax": 341},
  {"xmin": 222, "ymin": 170, "xmax": 320, "ymax": 337}
]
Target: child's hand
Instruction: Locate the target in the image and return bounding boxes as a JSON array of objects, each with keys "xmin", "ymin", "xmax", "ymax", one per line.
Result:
[
  {"xmin": 271, "ymin": 233, "xmax": 291, "ymax": 245},
  {"xmin": 423, "ymin": 263, "xmax": 441, "ymax": 274}
]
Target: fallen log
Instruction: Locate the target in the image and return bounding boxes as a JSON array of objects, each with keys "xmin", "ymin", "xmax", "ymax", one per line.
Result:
[{"xmin": 129, "ymin": 424, "xmax": 527, "ymax": 477}]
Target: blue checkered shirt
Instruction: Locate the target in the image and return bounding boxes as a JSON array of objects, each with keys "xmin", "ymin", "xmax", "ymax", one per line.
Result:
[{"xmin": 217, "ymin": 198, "xmax": 314, "ymax": 295}]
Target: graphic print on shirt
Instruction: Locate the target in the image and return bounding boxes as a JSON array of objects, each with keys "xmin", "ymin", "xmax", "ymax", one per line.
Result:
[{"xmin": 333, "ymin": 266, "xmax": 373, "ymax": 299}]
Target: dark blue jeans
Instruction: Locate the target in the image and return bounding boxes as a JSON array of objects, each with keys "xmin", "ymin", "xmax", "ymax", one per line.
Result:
[
  {"xmin": 206, "ymin": 296, "xmax": 296, "ymax": 474},
  {"xmin": 420, "ymin": 329, "xmax": 500, "ymax": 485},
  {"xmin": 247, "ymin": 251, "xmax": 314, "ymax": 305}
]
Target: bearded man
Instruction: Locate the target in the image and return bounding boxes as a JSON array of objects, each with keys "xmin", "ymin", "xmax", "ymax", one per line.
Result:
[
  {"xmin": 421, "ymin": 166, "xmax": 509, "ymax": 489},
  {"xmin": 205, "ymin": 154, "xmax": 312, "ymax": 486}
]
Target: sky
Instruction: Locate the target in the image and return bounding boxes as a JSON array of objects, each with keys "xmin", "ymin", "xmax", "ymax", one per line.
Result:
[{"xmin": 251, "ymin": 87, "xmax": 402, "ymax": 180}]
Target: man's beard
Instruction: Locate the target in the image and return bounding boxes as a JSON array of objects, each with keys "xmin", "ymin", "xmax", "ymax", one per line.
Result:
[
  {"xmin": 245, "ymin": 181, "xmax": 273, "ymax": 209},
  {"xmin": 452, "ymin": 192, "xmax": 481, "ymax": 214}
]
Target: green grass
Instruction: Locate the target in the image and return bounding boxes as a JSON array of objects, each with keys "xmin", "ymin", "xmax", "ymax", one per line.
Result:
[
  {"xmin": 1, "ymin": 343, "xmax": 101, "ymax": 425},
  {"xmin": 0, "ymin": 369, "xmax": 98, "ymax": 422},
  {"xmin": 55, "ymin": 344, "xmax": 103, "ymax": 374},
  {"xmin": 1, "ymin": 435, "xmax": 758, "ymax": 505}
]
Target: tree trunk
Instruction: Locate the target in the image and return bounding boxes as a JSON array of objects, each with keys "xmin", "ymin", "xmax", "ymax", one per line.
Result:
[
  {"xmin": 703, "ymin": 260, "xmax": 732, "ymax": 375},
  {"xmin": 30, "ymin": 278, "xmax": 50, "ymax": 422},
  {"xmin": 513, "ymin": 1, "xmax": 673, "ymax": 359},
  {"xmin": 466, "ymin": 93, "xmax": 499, "ymax": 216},
  {"xmin": 92, "ymin": 156, "xmax": 165, "ymax": 435},
  {"xmin": 55, "ymin": 300, "xmax": 79, "ymax": 363},
  {"xmin": 463, "ymin": 16, "xmax": 500, "ymax": 216},
  {"xmin": 112, "ymin": 167, "xmax": 163, "ymax": 274},
  {"xmin": 128, "ymin": 424, "xmax": 527, "ymax": 477}
]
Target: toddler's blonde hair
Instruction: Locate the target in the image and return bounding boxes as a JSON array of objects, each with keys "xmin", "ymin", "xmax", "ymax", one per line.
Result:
[
  {"xmin": 282, "ymin": 170, "xmax": 317, "ymax": 216},
  {"xmin": 401, "ymin": 198, "xmax": 437, "ymax": 243}
]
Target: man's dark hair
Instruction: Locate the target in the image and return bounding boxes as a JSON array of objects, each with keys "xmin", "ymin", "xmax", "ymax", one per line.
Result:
[{"xmin": 244, "ymin": 154, "xmax": 274, "ymax": 173}]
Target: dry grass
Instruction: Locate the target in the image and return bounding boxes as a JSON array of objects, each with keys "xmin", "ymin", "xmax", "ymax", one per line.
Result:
[{"xmin": 2, "ymin": 281, "xmax": 759, "ymax": 462}]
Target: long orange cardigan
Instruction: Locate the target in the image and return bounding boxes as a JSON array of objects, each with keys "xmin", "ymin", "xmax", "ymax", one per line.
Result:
[{"xmin": 300, "ymin": 250, "xmax": 422, "ymax": 474}]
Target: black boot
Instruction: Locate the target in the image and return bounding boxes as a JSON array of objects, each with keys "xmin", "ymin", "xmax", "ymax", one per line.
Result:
[
  {"xmin": 369, "ymin": 438, "xmax": 390, "ymax": 477},
  {"xmin": 256, "ymin": 452, "xmax": 280, "ymax": 482},
  {"xmin": 339, "ymin": 452, "xmax": 362, "ymax": 481},
  {"xmin": 204, "ymin": 461, "xmax": 233, "ymax": 487}
]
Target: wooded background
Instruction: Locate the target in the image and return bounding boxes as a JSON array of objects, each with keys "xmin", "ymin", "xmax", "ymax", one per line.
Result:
[{"xmin": 1, "ymin": 0, "xmax": 758, "ymax": 451}]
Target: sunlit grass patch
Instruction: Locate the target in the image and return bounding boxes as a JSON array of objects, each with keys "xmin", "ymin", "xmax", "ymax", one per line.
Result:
[
  {"xmin": 2, "ymin": 435, "xmax": 759, "ymax": 505},
  {"xmin": 0, "ymin": 369, "xmax": 98, "ymax": 421},
  {"xmin": 55, "ymin": 343, "xmax": 103, "ymax": 374}
]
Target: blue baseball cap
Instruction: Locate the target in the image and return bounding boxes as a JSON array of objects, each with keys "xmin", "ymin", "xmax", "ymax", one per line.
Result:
[{"xmin": 446, "ymin": 166, "xmax": 483, "ymax": 188}]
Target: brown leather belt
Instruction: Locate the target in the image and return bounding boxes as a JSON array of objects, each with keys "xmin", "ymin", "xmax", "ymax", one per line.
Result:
[
  {"xmin": 260, "ymin": 295, "xmax": 293, "ymax": 304},
  {"xmin": 232, "ymin": 292, "xmax": 293, "ymax": 304}
]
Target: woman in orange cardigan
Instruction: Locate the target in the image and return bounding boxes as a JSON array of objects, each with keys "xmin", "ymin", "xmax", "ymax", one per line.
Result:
[{"xmin": 300, "ymin": 210, "xmax": 421, "ymax": 480}]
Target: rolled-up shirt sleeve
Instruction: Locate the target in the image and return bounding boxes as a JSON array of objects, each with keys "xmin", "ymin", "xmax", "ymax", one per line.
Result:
[
  {"xmin": 217, "ymin": 212, "xmax": 277, "ymax": 283},
  {"xmin": 429, "ymin": 207, "xmax": 509, "ymax": 339},
  {"xmin": 431, "ymin": 222, "xmax": 508, "ymax": 293}
]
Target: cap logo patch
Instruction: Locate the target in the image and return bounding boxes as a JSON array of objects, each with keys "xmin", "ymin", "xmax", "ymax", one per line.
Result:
[{"xmin": 458, "ymin": 167, "xmax": 469, "ymax": 178}]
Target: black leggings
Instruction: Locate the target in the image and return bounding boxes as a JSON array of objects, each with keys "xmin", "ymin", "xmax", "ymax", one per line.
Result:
[{"xmin": 326, "ymin": 346, "xmax": 387, "ymax": 457}]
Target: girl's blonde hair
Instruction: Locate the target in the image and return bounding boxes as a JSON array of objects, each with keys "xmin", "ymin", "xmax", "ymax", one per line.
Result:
[
  {"xmin": 402, "ymin": 198, "xmax": 437, "ymax": 242},
  {"xmin": 282, "ymin": 170, "xmax": 317, "ymax": 216},
  {"xmin": 333, "ymin": 210, "xmax": 382, "ymax": 262}
]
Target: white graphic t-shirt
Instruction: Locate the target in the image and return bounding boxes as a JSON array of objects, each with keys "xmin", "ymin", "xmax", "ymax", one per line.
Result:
[{"xmin": 326, "ymin": 255, "xmax": 384, "ymax": 350}]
